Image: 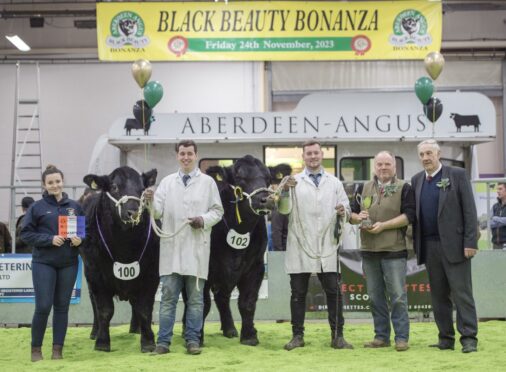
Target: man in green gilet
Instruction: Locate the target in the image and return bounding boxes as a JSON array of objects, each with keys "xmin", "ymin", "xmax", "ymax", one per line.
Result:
[{"xmin": 350, "ymin": 151, "xmax": 415, "ymax": 352}]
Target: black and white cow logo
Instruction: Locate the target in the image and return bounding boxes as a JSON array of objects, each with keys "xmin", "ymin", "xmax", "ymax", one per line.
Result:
[
  {"xmin": 119, "ymin": 19, "xmax": 137, "ymax": 37},
  {"xmin": 401, "ymin": 17, "xmax": 420, "ymax": 35}
]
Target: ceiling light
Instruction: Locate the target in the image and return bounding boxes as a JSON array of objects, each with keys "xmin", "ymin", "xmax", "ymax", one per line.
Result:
[{"xmin": 5, "ymin": 35, "xmax": 31, "ymax": 52}]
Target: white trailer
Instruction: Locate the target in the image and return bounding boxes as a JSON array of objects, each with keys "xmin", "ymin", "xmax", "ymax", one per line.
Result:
[{"xmin": 89, "ymin": 91, "xmax": 496, "ymax": 259}]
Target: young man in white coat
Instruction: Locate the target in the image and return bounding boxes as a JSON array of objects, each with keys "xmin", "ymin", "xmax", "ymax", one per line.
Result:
[
  {"xmin": 279, "ymin": 140, "xmax": 353, "ymax": 351},
  {"xmin": 145, "ymin": 140, "xmax": 224, "ymax": 355}
]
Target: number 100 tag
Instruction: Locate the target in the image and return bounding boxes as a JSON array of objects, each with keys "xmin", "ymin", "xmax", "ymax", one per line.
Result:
[{"xmin": 113, "ymin": 261, "xmax": 140, "ymax": 280}]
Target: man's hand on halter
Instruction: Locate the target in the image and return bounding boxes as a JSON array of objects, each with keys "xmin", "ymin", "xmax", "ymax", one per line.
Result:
[
  {"xmin": 335, "ymin": 204, "xmax": 346, "ymax": 216},
  {"xmin": 188, "ymin": 216, "xmax": 204, "ymax": 229},
  {"xmin": 144, "ymin": 188, "xmax": 155, "ymax": 202},
  {"xmin": 283, "ymin": 176, "xmax": 297, "ymax": 191}
]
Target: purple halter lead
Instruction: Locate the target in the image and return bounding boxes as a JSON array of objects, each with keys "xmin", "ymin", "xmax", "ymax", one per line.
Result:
[{"xmin": 95, "ymin": 212, "xmax": 152, "ymax": 263}]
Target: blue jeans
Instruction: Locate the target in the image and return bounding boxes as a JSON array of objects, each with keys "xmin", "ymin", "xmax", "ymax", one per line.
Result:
[
  {"xmin": 31, "ymin": 262, "xmax": 78, "ymax": 347},
  {"xmin": 157, "ymin": 274, "xmax": 205, "ymax": 347},
  {"xmin": 362, "ymin": 256, "xmax": 409, "ymax": 343}
]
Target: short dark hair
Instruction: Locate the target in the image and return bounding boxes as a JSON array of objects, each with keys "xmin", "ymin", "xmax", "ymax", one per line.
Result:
[
  {"xmin": 175, "ymin": 140, "xmax": 197, "ymax": 153},
  {"xmin": 21, "ymin": 196, "xmax": 35, "ymax": 209},
  {"xmin": 497, "ymin": 182, "xmax": 506, "ymax": 188},
  {"xmin": 302, "ymin": 139, "xmax": 321, "ymax": 151},
  {"xmin": 42, "ymin": 164, "xmax": 64, "ymax": 183}
]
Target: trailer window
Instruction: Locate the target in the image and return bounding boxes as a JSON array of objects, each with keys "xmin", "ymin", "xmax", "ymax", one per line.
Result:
[
  {"xmin": 264, "ymin": 145, "xmax": 337, "ymax": 176},
  {"xmin": 340, "ymin": 156, "xmax": 404, "ymax": 182},
  {"xmin": 199, "ymin": 158, "xmax": 235, "ymax": 173}
]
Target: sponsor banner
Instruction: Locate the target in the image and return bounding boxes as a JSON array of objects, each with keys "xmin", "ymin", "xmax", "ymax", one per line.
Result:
[
  {"xmin": 307, "ymin": 250, "xmax": 432, "ymax": 312},
  {"xmin": 97, "ymin": 1, "xmax": 442, "ymax": 61},
  {"xmin": 0, "ymin": 255, "xmax": 82, "ymax": 303},
  {"xmin": 108, "ymin": 92, "xmax": 496, "ymax": 144}
]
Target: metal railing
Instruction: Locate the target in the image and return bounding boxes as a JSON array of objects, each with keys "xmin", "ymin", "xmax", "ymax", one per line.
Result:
[{"xmin": 0, "ymin": 185, "xmax": 87, "ymax": 253}]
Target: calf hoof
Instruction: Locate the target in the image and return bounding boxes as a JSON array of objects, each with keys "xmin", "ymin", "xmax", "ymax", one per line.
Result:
[
  {"xmin": 141, "ymin": 343, "xmax": 156, "ymax": 353},
  {"xmin": 129, "ymin": 326, "xmax": 141, "ymax": 334},
  {"xmin": 240, "ymin": 337, "xmax": 259, "ymax": 346},
  {"xmin": 90, "ymin": 332, "xmax": 97, "ymax": 340},
  {"xmin": 94, "ymin": 343, "xmax": 111, "ymax": 352},
  {"xmin": 223, "ymin": 328, "xmax": 238, "ymax": 338}
]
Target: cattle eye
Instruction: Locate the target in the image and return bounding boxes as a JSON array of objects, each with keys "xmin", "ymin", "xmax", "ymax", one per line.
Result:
[{"xmin": 110, "ymin": 183, "xmax": 119, "ymax": 193}]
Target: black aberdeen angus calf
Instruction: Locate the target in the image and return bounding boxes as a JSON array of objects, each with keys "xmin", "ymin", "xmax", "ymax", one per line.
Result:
[
  {"xmin": 202, "ymin": 155, "xmax": 276, "ymax": 346},
  {"xmin": 80, "ymin": 166, "xmax": 159, "ymax": 352}
]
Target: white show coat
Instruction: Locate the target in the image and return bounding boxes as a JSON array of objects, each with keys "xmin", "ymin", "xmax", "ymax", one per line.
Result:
[
  {"xmin": 281, "ymin": 170, "xmax": 350, "ymax": 274},
  {"xmin": 152, "ymin": 169, "xmax": 223, "ymax": 280}
]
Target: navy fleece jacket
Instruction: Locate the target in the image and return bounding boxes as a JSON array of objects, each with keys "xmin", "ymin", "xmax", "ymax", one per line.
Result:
[{"xmin": 21, "ymin": 192, "xmax": 84, "ymax": 267}]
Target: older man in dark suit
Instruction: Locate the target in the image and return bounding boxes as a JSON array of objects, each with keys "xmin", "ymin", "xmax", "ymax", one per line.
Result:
[{"xmin": 411, "ymin": 139, "xmax": 478, "ymax": 353}]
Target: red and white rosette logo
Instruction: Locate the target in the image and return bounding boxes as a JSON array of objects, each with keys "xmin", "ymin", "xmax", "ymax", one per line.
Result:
[
  {"xmin": 351, "ymin": 35, "xmax": 371, "ymax": 55},
  {"xmin": 168, "ymin": 36, "xmax": 188, "ymax": 57}
]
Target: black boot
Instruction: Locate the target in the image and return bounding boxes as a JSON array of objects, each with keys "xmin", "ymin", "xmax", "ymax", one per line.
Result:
[
  {"xmin": 284, "ymin": 335, "xmax": 305, "ymax": 351},
  {"xmin": 331, "ymin": 330, "xmax": 353, "ymax": 349}
]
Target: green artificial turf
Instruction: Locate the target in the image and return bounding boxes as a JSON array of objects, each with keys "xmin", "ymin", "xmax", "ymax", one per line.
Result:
[{"xmin": 0, "ymin": 320, "xmax": 505, "ymax": 371}]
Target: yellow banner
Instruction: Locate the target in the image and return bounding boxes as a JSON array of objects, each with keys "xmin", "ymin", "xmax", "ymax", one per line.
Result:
[{"xmin": 97, "ymin": 1, "xmax": 442, "ymax": 61}]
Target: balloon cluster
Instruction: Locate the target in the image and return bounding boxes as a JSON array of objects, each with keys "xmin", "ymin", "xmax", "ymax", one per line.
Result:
[
  {"xmin": 415, "ymin": 52, "xmax": 445, "ymax": 125},
  {"xmin": 131, "ymin": 59, "xmax": 164, "ymax": 132}
]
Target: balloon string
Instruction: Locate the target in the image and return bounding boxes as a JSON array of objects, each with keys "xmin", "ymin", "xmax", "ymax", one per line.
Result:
[
  {"xmin": 431, "ymin": 84, "xmax": 437, "ymax": 139},
  {"xmin": 141, "ymin": 87, "xmax": 148, "ymax": 170},
  {"xmin": 142, "ymin": 88, "xmax": 146, "ymax": 133}
]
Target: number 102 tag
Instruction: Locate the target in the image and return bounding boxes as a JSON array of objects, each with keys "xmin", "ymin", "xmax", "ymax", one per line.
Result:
[{"xmin": 226, "ymin": 229, "xmax": 250, "ymax": 250}]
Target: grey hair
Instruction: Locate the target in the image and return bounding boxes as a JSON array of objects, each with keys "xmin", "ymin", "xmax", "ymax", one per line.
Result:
[
  {"xmin": 374, "ymin": 150, "xmax": 396, "ymax": 162},
  {"xmin": 417, "ymin": 139, "xmax": 441, "ymax": 153}
]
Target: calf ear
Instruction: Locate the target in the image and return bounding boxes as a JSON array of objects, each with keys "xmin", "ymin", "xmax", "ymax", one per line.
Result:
[
  {"xmin": 142, "ymin": 169, "xmax": 157, "ymax": 188},
  {"xmin": 269, "ymin": 163, "xmax": 292, "ymax": 184},
  {"xmin": 83, "ymin": 174, "xmax": 110, "ymax": 191}
]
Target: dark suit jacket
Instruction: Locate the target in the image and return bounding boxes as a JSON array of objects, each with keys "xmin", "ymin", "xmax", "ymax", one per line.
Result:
[{"xmin": 411, "ymin": 165, "xmax": 477, "ymax": 265}]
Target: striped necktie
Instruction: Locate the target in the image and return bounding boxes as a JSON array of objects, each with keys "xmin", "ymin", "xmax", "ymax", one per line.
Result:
[
  {"xmin": 183, "ymin": 174, "xmax": 190, "ymax": 186},
  {"xmin": 309, "ymin": 173, "xmax": 321, "ymax": 187}
]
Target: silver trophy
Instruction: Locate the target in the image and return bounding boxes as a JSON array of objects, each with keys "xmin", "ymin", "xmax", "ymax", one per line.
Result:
[{"xmin": 355, "ymin": 194, "xmax": 377, "ymax": 229}]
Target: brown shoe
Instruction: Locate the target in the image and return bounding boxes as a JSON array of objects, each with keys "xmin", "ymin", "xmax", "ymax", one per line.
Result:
[
  {"xmin": 31, "ymin": 347, "xmax": 43, "ymax": 362},
  {"xmin": 364, "ymin": 338, "xmax": 391, "ymax": 348},
  {"xmin": 151, "ymin": 345, "xmax": 170, "ymax": 355},
  {"xmin": 186, "ymin": 342, "xmax": 202, "ymax": 355},
  {"xmin": 51, "ymin": 344, "xmax": 63, "ymax": 360},
  {"xmin": 395, "ymin": 340, "xmax": 409, "ymax": 352}
]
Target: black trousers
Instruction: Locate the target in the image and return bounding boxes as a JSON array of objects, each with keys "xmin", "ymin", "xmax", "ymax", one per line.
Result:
[
  {"xmin": 289, "ymin": 272, "xmax": 344, "ymax": 337},
  {"xmin": 423, "ymin": 240, "xmax": 478, "ymax": 345}
]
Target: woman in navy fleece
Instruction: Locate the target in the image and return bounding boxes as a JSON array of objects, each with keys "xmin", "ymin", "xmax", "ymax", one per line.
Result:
[{"xmin": 21, "ymin": 165, "xmax": 84, "ymax": 362}]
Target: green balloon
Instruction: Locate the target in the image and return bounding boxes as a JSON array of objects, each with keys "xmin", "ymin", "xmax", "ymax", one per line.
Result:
[
  {"xmin": 414, "ymin": 77, "xmax": 434, "ymax": 105},
  {"xmin": 143, "ymin": 81, "xmax": 164, "ymax": 108}
]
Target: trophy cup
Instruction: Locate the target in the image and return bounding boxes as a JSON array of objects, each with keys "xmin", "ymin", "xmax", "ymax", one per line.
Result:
[{"xmin": 356, "ymin": 194, "xmax": 376, "ymax": 229}]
